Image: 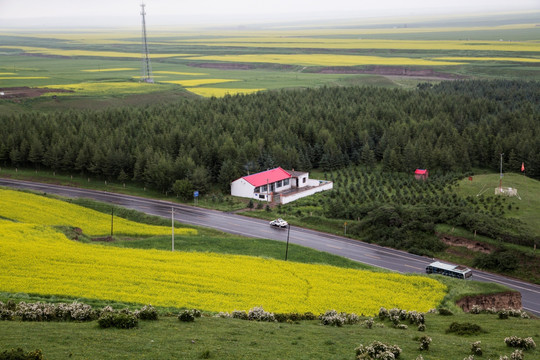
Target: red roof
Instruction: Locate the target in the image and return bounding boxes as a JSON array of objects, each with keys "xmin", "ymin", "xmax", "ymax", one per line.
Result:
[
  {"xmin": 241, "ymin": 167, "xmax": 292, "ymax": 187},
  {"xmin": 415, "ymin": 169, "xmax": 428, "ymax": 175}
]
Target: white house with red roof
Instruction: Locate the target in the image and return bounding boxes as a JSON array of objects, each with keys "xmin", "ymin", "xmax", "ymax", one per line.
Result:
[{"xmin": 231, "ymin": 167, "xmax": 333, "ymax": 204}]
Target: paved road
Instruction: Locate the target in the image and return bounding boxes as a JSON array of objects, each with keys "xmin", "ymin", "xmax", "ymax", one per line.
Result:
[{"xmin": 1, "ymin": 178, "xmax": 539, "ymax": 316}]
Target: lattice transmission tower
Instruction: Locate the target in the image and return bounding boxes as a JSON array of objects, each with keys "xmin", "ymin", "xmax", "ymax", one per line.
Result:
[{"xmin": 140, "ymin": 2, "xmax": 154, "ymax": 83}]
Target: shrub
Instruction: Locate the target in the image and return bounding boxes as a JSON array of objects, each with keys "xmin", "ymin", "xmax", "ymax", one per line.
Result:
[
  {"xmin": 471, "ymin": 341, "xmax": 482, "ymax": 356},
  {"xmin": 178, "ymin": 310, "xmax": 195, "ymax": 323},
  {"xmin": 418, "ymin": 336, "xmax": 432, "ymax": 351},
  {"xmin": 0, "ymin": 303, "xmax": 14, "ymax": 321},
  {"xmin": 418, "ymin": 324, "xmax": 426, "ymax": 332},
  {"xmin": 510, "ymin": 349, "xmax": 524, "ymax": 360},
  {"xmin": 446, "ymin": 322, "xmax": 484, "ymax": 336},
  {"xmin": 231, "ymin": 310, "xmax": 248, "ymax": 320},
  {"xmin": 470, "ymin": 305, "xmax": 482, "ymax": 314},
  {"xmin": 355, "ymin": 340, "xmax": 402, "ymax": 359},
  {"xmin": 0, "ymin": 348, "xmax": 44, "ymax": 360},
  {"xmin": 438, "ymin": 308, "xmax": 454, "ymax": 316},
  {"xmin": 498, "ymin": 310, "xmax": 509, "ymax": 319},
  {"xmin": 248, "ymin": 307, "xmax": 275, "ymax": 322},
  {"xmin": 15, "ymin": 302, "xmax": 55, "ymax": 322},
  {"xmin": 98, "ymin": 312, "xmax": 138, "ymax": 329},
  {"xmin": 320, "ymin": 310, "xmax": 344, "ymax": 327},
  {"xmin": 395, "ymin": 324, "xmax": 408, "ymax": 330},
  {"xmin": 136, "ymin": 304, "xmax": 158, "ymax": 320},
  {"xmin": 363, "ymin": 318, "xmax": 374, "ymax": 329},
  {"xmin": 378, "ymin": 307, "xmax": 389, "ymax": 320},
  {"xmin": 504, "ymin": 336, "xmax": 536, "ymax": 350}
]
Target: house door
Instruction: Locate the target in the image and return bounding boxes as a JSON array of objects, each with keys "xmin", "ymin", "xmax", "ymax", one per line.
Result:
[
  {"xmin": 270, "ymin": 183, "xmax": 275, "ymax": 192},
  {"xmin": 295, "ymin": 178, "xmax": 299, "ymax": 187}
]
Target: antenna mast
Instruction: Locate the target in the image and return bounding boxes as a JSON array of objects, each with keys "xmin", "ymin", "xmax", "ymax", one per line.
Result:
[{"xmin": 140, "ymin": 2, "xmax": 154, "ymax": 83}]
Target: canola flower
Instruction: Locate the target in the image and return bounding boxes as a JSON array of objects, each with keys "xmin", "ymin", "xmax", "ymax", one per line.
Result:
[
  {"xmin": 178, "ymin": 38, "xmax": 540, "ymax": 53},
  {"xmin": 0, "ymin": 188, "xmax": 195, "ymax": 236},
  {"xmin": 0, "ymin": 220, "xmax": 447, "ymax": 314},
  {"xmin": 0, "ymin": 46, "xmax": 193, "ymax": 59},
  {"xmin": 433, "ymin": 56, "xmax": 540, "ymax": 63},
  {"xmin": 162, "ymin": 79, "xmax": 241, "ymax": 86},
  {"xmin": 81, "ymin": 68, "xmax": 137, "ymax": 72},
  {"xmin": 187, "ymin": 87, "xmax": 265, "ymax": 97},
  {"xmin": 184, "ymin": 54, "xmax": 464, "ymax": 67},
  {"xmin": 0, "ymin": 77, "xmax": 49, "ymax": 80},
  {"xmin": 39, "ymin": 82, "xmax": 171, "ymax": 96},
  {"xmin": 154, "ymin": 71, "xmax": 209, "ymax": 76}
]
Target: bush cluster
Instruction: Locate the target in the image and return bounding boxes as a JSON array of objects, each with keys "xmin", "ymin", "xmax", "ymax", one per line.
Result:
[
  {"xmin": 378, "ymin": 307, "xmax": 425, "ymax": 329},
  {"xmin": 0, "ymin": 348, "xmax": 44, "ymax": 360},
  {"xmin": 418, "ymin": 335, "xmax": 432, "ymax": 351},
  {"xmin": 470, "ymin": 305, "xmax": 530, "ymax": 319},
  {"xmin": 437, "ymin": 308, "xmax": 454, "ymax": 316},
  {"xmin": 1, "ymin": 301, "xmax": 160, "ymax": 325},
  {"xmin": 248, "ymin": 306, "xmax": 275, "ymax": 322},
  {"xmin": 135, "ymin": 304, "xmax": 158, "ymax": 320},
  {"xmin": 471, "ymin": 341, "xmax": 482, "ymax": 356},
  {"xmin": 273, "ymin": 312, "xmax": 316, "ymax": 323},
  {"xmin": 500, "ymin": 349, "xmax": 525, "ymax": 360},
  {"xmin": 97, "ymin": 312, "xmax": 138, "ymax": 329},
  {"xmin": 355, "ymin": 341, "xmax": 402, "ymax": 360},
  {"xmin": 504, "ymin": 336, "xmax": 536, "ymax": 350},
  {"xmin": 178, "ymin": 309, "xmax": 202, "ymax": 322},
  {"xmin": 319, "ymin": 310, "xmax": 360, "ymax": 327},
  {"xmin": 446, "ymin": 322, "xmax": 485, "ymax": 336}
]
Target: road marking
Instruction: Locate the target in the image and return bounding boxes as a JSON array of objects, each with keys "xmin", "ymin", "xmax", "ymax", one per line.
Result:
[
  {"xmin": 404, "ymin": 264, "xmax": 422, "ymax": 271},
  {"xmin": 325, "ymin": 244, "xmax": 343, "ymax": 250},
  {"xmin": 362, "ymin": 254, "xmax": 382, "ymax": 260}
]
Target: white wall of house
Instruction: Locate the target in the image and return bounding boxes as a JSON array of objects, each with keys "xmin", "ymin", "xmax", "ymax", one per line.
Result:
[
  {"xmin": 280, "ymin": 181, "xmax": 333, "ymax": 204},
  {"xmin": 231, "ymin": 178, "xmax": 255, "ymax": 199}
]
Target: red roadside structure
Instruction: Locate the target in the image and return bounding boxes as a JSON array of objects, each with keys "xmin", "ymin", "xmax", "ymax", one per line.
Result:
[{"xmin": 414, "ymin": 169, "xmax": 429, "ymax": 180}]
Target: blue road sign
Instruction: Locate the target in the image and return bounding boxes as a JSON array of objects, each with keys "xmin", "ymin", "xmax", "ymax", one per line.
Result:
[{"xmin": 194, "ymin": 191, "xmax": 199, "ymax": 197}]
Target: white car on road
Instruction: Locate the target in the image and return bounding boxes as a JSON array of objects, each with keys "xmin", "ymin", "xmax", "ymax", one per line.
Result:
[{"xmin": 269, "ymin": 218, "xmax": 288, "ymax": 228}]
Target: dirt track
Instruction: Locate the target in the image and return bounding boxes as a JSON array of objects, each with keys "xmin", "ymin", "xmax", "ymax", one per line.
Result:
[{"xmin": 0, "ymin": 87, "xmax": 73, "ymax": 99}]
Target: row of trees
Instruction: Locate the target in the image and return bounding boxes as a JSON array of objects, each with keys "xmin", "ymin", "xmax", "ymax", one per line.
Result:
[{"xmin": 0, "ymin": 80, "xmax": 538, "ymax": 193}]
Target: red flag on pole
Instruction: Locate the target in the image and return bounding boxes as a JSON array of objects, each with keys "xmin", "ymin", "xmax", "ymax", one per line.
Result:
[{"xmin": 521, "ymin": 162, "xmax": 525, "ymax": 172}]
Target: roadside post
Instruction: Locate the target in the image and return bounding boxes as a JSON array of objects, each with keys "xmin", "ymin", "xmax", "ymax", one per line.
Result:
[{"xmin": 194, "ymin": 190, "xmax": 199, "ymax": 205}]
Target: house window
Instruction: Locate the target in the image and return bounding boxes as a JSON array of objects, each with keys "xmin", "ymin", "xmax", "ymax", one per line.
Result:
[
  {"xmin": 259, "ymin": 194, "xmax": 265, "ymax": 199},
  {"xmin": 261, "ymin": 185, "xmax": 267, "ymax": 192},
  {"xmin": 254, "ymin": 187, "xmax": 260, "ymax": 193},
  {"xmin": 276, "ymin": 180, "xmax": 282, "ymax": 188},
  {"xmin": 283, "ymin": 178, "xmax": 289, "ymax": 186},
  {"xmin": 303, "ymin": 177, "xmax": 307, "ymax": 183}
]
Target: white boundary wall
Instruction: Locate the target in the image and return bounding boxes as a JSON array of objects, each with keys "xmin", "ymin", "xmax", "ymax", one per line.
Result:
[{"xmin": 280, "ymin": 181, "xmax": 333, "ymax": 205}]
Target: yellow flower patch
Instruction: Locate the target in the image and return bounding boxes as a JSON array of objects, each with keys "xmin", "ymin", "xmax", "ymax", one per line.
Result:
[
  {"xmin": 81, "ymin": 68, "xmax": 137, "ymax": 72},
  {"xmin": 0, "ymin": 188, "xmax": 195, "ymax": 236},
  {"xmin": 187, "ymin": 87, "xmax": 265, "ymax": 97},
  {"xmin": 0, "ymin": 220, "xmax": 446, "ymax": 314},
  {"xmin": 163, "ymin": 79, "xmax": 241, "ymax": 86},
  {"xmin": 184, "ymin": 54, "xmax": 464, "ymax": 67}
]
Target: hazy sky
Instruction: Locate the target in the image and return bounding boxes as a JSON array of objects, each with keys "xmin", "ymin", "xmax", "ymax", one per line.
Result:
[{"xmin": 0, "ymin": 0, "xmax": 538, "ymax": 27}]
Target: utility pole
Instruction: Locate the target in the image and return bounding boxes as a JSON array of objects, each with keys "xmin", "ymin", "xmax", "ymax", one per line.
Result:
[
  {"xmin": 285, "ymin": 225, "xmax": 291, "ymax": 261},
  {"xmin": 499, "ymin": 153, "xmax": 504, "ymax": 191},
  {"xmin": 110, "ymin": 206, "xmax": 114, "ymax": 238},
  {"xmin": 172, "ymin": 207, "xmax": 175, "ymax": 252}
]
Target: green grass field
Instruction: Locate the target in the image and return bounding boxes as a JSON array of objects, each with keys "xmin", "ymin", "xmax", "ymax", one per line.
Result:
[
  {"xmin": 1, "ymin": 313, "xmax": 538, "ymax": 360},
  {"xmin": 1, "ymin": 12, "xmax": 539, "ymax": 112}
]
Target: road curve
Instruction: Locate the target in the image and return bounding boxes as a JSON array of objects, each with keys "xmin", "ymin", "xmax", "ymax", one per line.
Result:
[{"xmin": 1, "ymin": 178, "xmax": 539, "ymax": 316}]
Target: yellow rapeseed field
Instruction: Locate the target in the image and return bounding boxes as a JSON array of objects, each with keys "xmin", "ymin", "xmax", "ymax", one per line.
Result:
[
  {"xmin": 0, "ymin": 46, "xmax": 193, "ymax": 59},
  {"xmin": 0, "ymin": 77, "xmax": 49, "ymax": 80},
  {"xmin": 184, "ymin": 54, "xmax": 464, "ymax": 67},
  {"xmin": 154, "ymin": 71, "xmax": 209, "ymax": 76},
  {"xmin": 0, "ymin": 188, "xmax": 195, "ymax": 236},
  {"xmin": 163, "ymin": 79, "xmax": 241, "ymax": 86},
  {"xmin": 40, "ymin": 82, "xmax": 171, "ymax": 96},
  {"xmin": 434, "ymin": 56, "xmax": 540, "ymax": 63},
  {"xmin": 179, "ymin": 38, "xmax": 540, "ymax": 53},
  {"xmin": 187, "ymin": 87, "xmax": 265, "ymax": 97},
  {"xmin": 0, "ymin": 220, "xmax": 446, "ymax": 314},
  {"xmin": 81, "ymin": 68, "xmax": 137, "ymax": 72}
]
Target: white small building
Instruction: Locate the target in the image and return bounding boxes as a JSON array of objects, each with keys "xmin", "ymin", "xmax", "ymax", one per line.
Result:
[{"xmin": 231, "ymin": 167, "xmax": 333, "ymax": 204}]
